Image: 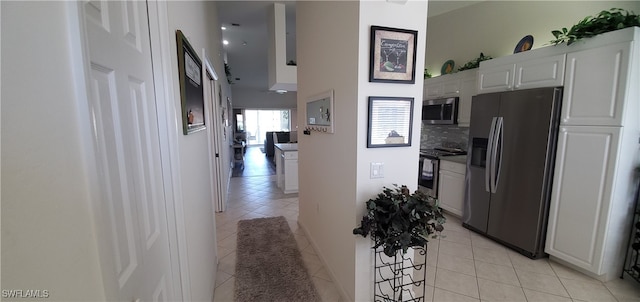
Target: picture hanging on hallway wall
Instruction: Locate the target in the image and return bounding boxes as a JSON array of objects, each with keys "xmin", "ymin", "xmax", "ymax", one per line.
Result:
[
  {"xmin": 369, "ymin": 26, "xmax": 417, "ymax": 84},
  {"xmin": 177, "ymin": 30, "xmax": 206, "ymax": 135}
]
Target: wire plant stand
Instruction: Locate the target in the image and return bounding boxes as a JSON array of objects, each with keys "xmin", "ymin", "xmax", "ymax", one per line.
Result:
[{"xmin": 373, "ymin": 245, "xmax": 428, "ymax": 302}]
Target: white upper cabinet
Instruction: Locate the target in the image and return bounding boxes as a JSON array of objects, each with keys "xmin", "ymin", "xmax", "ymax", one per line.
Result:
[
  {"xmin": 560, "ymin": 41, "xmax": 632, "ymax": 126},
  {"xmin": 478, "ymin": 53, "xmax": 566, "ymax": 93}
]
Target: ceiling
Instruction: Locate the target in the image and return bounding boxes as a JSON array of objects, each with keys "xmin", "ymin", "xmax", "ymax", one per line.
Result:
[{"xmin": 217, "ymin": 1, "xmax": 482, "ymax": 96}]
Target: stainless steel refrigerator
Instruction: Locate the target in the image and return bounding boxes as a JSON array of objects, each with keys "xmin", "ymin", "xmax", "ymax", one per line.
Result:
[{"xmin": 463, "ymin": 87, "xmax": 562, "ymax": 259}]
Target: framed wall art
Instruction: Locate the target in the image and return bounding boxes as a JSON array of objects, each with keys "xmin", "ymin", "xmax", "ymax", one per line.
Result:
[
  {"xmin": 305, "ymin": 90, "xmax": 334, "ymax": 133},
  {"xmin": 176, "ymin": 30, "xmax": 206, "ymax": 135},
  {"xmin": 367, "ymin": 96, "xmax": 414, "ymax": 148},
  {"xmin": 369, "ymin": 26, "xmax": 418, "ymax": 84}
]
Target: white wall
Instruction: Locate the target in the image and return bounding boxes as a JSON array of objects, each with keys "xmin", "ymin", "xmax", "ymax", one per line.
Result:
[
  {"xmin": 166, "ymin": 1, "xmax": 228, "ymax": 300},
  {"xmin": 355, "ymin": 1, "xmax": 428, "ymax": 300},
  {"xmin": 425, "ymin": 1, "xmax": 640, "ymax": 76},
  {"xmin": 297, "ymin": 1, "xmax": 360, "ymax": 300},
  {"xmin": 1, "ymin": 2, "xmax": 106, "ymax": 300},
  {"xmin": 297, "ymin": 1, "xmax": 427, "ymax": 300}
]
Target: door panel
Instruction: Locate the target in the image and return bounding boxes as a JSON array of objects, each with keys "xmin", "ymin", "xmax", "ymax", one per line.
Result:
[
  {"xmin": 84, "ymin": 1, "xmax": 173, "ymax": 300},
  {"xmin": 546, "ymin": 126, "xmax": 620, "ymax": 272},
  {"xmin": 487, "ymin": 88, "xmax": 559, "ymax": 255},
  {"xmin": 463, "ymin": 93, "xmax": 500, "ymax": 231}
]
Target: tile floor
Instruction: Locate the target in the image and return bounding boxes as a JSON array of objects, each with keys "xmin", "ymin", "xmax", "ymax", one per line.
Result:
[{"xmin": 213, "ymin": 146, "xmax": 640, "ymax": 302}]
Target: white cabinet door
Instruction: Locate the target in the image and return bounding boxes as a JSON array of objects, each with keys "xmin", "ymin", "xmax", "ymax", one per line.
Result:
[
  {"xmin": 478, "ymin": 54, "xmax": 565, "ymax": 94},
  {"xmin": 478, "ymin": 64, "xmax": 515, "ymax": 93},
  {"xmin": 442, "ymin": 78, "xmax": 461, "ymax": 95},
  {"xmin": 560, "ymin": 42, "xmax": 631, "ymax": 126},
  {"xmin": 283, "ymin": 151, "xmax": 298, "ymax": 193},
  {"xmin": 424, "ymin": 78, "xmax": 445, "ymax": 98},
  {"xmin": 546, "ymin": 126, "xmax": 620, "ymax": 274},
  {"xmin": 514, "ymin": 54, "xmax": 565, "ymax": 90},
  {"xmin": 438, "ymin": 160, "xmax": 466, "ymax": 217}
]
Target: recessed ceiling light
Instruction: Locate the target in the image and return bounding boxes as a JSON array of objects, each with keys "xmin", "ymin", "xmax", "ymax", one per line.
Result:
[
  {"xmin": 276, "ymin": 89, "xmax": 287, "ymax": 94},
  {"xmin": 223, "ymin": 40, "xmax": 229, "ymax": 45},
  {"xmin": 221, "ymin": 26, "xmax": 227, "ymax": 30}
]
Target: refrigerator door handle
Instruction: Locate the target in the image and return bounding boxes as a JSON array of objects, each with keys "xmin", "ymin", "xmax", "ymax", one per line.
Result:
[
  {"xmin": 486, "ymin": 117, "xmax": 498, "ymax": 192},
  {"xmin": 491, "ymin": 117, "xmax": 504, "ymax": 193}
]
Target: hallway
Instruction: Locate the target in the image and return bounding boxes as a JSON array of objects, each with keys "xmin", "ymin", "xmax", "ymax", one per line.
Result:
[
  {"xmin": 212, "ymin": 148, "xmax": 640, "ymax": 302},
  {"xmin": 213, "ymin": 146, "xmax": 344, "ymax": 301}
]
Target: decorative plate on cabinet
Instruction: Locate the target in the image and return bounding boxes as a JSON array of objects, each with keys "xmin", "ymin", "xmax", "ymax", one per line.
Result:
[
  {"xmin": 441, "ymin": 60, "xmax": 455, "ymax": 75},
  {"xmin": 514, "ymin": 35, "xmax": 534, "ymax": 53}
]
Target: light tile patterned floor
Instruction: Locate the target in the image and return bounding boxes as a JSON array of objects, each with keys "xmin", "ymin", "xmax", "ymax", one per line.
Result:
[{"xmin": 213, "ymin": 147, "xmax": 640, "ymax": 302}]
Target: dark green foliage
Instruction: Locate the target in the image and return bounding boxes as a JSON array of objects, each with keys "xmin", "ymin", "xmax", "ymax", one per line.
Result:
[
  {"xmin": 550, "ymin": 8, "xmax": 640, "ymax": 46},
  {"xmin": 424, "ymin": 69, "xmax": 432, "ymax": 79},
  {"xmin": 224, "ymin": 63, "xmax": 233, "ymax": 84},
  {"xmin": 353, "ymin": 185, "xmax": 446, "ymax": 257},
  {"xmin": 458, "ymin": 53, "xmax": 493, "ymax": 71}
]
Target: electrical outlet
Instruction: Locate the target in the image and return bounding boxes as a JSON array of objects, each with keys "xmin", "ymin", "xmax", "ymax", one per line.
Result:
[{"xmin": 370, "ymin": 162, "xmax": 384, "ymax": 179}]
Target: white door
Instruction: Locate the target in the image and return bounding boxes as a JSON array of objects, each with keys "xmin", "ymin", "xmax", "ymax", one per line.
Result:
[
  {"xmin": 83, "ymin": 1, "xmax": 173, "ymax": 300},
  {"xmin": 206, "ymin": 70, "xmax": 227, "ymax": 212},
  {"xmin": 545, "ymin": 125, "xmax": 620, "ymax": 274}
]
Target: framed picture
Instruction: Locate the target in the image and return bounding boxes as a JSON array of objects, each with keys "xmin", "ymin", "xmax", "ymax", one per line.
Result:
[
  {"xmin": 176, "ymin": 30, "xmax": 206, "ymax": 135},
  {"xmin": 369, "ymin": 26, "xmax": 418, "ymax": 84},
  {"xmin": 305, "ymin": 90, "xmax": 334, "ymax": 133},
  {"xmin": 367, "ymin": 96, "xmax": 414, "ymax": 148}
]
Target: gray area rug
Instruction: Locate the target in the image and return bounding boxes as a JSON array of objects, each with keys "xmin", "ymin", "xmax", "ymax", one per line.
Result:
[{"xmin": 235, "ymin": 216, "xmax": 320, "ymax": 302}]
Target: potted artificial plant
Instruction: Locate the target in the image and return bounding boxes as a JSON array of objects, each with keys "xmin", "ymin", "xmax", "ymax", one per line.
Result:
[{"xmin": 353, "ymin": 185, "xmax": 446, "ymax": 257}]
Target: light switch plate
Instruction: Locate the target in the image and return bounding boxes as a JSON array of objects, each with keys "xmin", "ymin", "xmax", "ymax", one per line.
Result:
[{"xmin": 370, "ymin": 162, "xmax": 384, "ymax": 179}]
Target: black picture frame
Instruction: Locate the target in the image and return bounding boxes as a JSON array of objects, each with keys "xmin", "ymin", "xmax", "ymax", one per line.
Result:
[
  {"xmin": 369, "ymin": 26, "xmax": 418, "ymax": 84},
  {"xmin": 367, "ymin": 96, "xmax": 414, "ymax": 148},
  {"xmin": 176, "ymin": 30, "xmax": 205, "ymax": 135}
]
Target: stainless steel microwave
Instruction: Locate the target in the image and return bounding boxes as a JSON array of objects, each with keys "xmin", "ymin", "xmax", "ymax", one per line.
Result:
[{"xmin": 422, "ymin": 97, "xmax": 458, "ymax": 124}]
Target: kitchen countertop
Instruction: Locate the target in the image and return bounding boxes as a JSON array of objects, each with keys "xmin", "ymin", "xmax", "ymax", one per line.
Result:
[
  {"xmin": 274, "ymin": 143, "xmax": 298, "ymax": 152},
  {"xmin": 440, "ymin": 155, "xmax": 467, "ymax": 165}
]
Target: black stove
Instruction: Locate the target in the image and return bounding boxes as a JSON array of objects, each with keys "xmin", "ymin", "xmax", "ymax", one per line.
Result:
[{"xmin": 420, "ymin": 147, "xmax": 467, "ymax": 159}]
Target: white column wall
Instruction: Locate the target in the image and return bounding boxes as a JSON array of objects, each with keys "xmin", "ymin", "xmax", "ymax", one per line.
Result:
[
  {"xmin": 297, "ymin": 1, "xmax": 361, "ymax": 300},
  {"xmin": 297, "ymin": 1, "xmax": 428, "ymax": 300},
  {"xmin": 355, "ymin": 1, "xmax": 428, "ymax": 301}
]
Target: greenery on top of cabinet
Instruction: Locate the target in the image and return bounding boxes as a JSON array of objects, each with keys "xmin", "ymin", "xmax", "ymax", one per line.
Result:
[
  {"xmin": 550, "ymin": 8, "xmax": 640, "ymax": 46},
  {"xmin": 458, "ymin": 53, "xmax": 493, "ymax": 71}
]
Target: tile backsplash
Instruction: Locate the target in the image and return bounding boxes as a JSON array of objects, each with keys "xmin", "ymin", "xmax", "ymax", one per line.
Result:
[{"xmin": 420, "ymin": 123, "xmax": 469, "ymax": 151}]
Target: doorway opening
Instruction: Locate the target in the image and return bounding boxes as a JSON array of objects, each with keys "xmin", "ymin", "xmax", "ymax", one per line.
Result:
[{"xmin": 244, "ymin": 109, "xmax": 291, "ymax": 146}]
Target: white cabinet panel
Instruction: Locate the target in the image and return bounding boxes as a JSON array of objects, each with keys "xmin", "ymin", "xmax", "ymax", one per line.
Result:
[
  {"xmin": 438, "ymin": 160, "xmax": 466, "ymax": 217},
  {"xmin": 442, "ymin": 80, "xmax": 461, "ymax": 95},
  {"xmin": 457, "ymin": 76, "xmax": 476, "ymax": 127},
  {"xmin": 424, "ymin": 78, "xmax": 445, "ymax": 98},
  {"xmin": 515, "ymin": 54, "xmax": 565, "ymax": 90},
  {"xmin": 478, "ymin": 64, "xmax": 514, "ymax": 93},
  {"xmin": 561, "ymin": 42, "xmax": 631, "ymax": 126},
  {"xmin": 546, "ymin": 126, "xmax": 620, "ymax": 273},
  {"xmin": 478, "ymin": 54, "xmax": 565, "ymax": 94}
]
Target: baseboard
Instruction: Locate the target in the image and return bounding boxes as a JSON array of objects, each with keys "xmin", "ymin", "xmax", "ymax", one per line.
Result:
[{"xmin": 297, "ymin": 218, "xmax": 351, "ymax": 302}]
